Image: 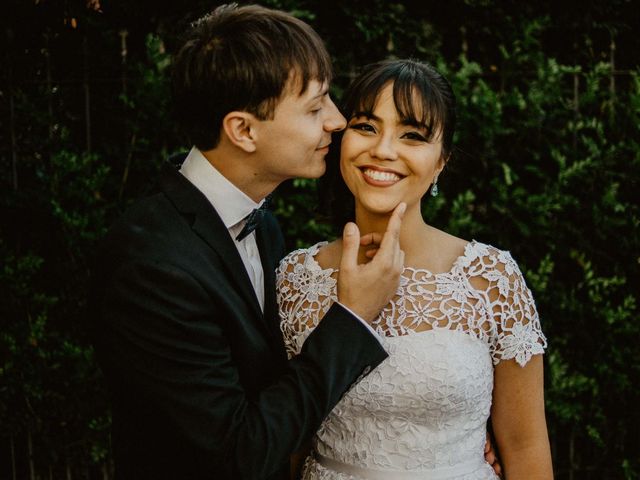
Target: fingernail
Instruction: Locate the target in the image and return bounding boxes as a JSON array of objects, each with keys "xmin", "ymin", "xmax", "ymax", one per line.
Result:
[{"xmin": 345, "ymin": 223, "xmax": 356, "ymax": 236}]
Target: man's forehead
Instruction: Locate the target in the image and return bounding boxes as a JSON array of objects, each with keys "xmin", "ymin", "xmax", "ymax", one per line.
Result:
[
  {"xmin": 283, "ymin": 71, "xmax": 328, "ymax": 99},
  {"xmin": 302, "ymin": 80, "xmax": 329, "ymax": 100}
]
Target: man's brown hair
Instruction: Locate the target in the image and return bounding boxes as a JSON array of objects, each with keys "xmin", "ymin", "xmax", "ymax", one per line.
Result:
[{"xmin": 172, "ymin": 3, "xmax": 332, "ymax": 150}]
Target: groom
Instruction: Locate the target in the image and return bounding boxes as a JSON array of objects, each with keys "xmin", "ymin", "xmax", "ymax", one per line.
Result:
[{"xmin": 91, "ymin": 4, "xmax": 406, "ymax": 479}]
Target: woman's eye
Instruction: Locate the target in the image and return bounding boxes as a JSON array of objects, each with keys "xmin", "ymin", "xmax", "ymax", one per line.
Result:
[
  {"xmin": 350, "ymin": 123, "xmax": 375, "ymax": 133},
  {"xmin": 402, "ymin": 131, "xmax": 427, "ymax": 142}
]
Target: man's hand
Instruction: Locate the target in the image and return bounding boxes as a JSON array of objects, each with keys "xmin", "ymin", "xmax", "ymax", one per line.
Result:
[
  {"xmin": 337, "ymin": 203, "xmax": 406, "ymax": 323},
  {"xmin": 485, "ymin": 438, "xmax": 503, "ymax": 477},
  {"xmin": 360, "ymin": 231, "xmax": 383, "ymax": 259}
]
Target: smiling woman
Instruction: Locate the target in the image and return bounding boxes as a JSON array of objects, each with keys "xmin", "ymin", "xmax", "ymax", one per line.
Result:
[
  {"xmin": 276, "ymin": 59, "xmax": 554, "ymax": 480},
  {"xmin": 340, "ymin": 82, "xmax": 445, "ymax": 217},
  {"xmin": 322, "ymin": 60, "xmax": 456, "ymax": 232}
]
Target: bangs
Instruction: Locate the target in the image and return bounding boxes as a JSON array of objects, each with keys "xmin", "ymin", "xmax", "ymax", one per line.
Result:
[
  {"xmin": 230, "ymin": 12, "xmax": 333, "ymax": 117},
  {"xmin": 345, "ymin": 62, "xmax": 450, "ymax": 143},
  {"xmin": 281, "ymin": 18, "xmax": 333, "ymax": 95}
]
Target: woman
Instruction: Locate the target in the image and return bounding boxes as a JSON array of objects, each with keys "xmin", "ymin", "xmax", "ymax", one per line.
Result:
[{"xmin": 276, "ymin": 59, "xmax": 553, "ymax": 479}]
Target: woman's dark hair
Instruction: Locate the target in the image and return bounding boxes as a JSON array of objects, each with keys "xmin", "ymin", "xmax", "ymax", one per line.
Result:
[
  {"xmin": 320, "ymin": 59, "xmax": 457, "ymax": 230},
  {"xmin": 172, "ymin": 3, "xmax": 332, "ymax": 150}
]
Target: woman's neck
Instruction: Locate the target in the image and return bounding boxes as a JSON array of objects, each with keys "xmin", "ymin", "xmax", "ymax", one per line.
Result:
[{"xmin": 354, "ymin": 202, "xmax": 431, "ymax": 263}]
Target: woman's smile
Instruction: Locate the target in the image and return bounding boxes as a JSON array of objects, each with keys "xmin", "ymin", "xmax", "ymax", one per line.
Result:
[{"xmin": 360, "ymin": 165, "xmax": 405, "ymax": 186}]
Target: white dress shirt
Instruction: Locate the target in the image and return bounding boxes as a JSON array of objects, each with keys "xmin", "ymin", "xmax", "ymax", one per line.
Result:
[{"xmin": 180, "ymin": 147, "xmax": 265, "ymax": 311}]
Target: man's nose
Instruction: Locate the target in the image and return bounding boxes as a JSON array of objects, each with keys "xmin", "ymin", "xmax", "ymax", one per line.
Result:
[{"xmin": 324, "ymin": 98, "xmax": 347, "ymax": 132}]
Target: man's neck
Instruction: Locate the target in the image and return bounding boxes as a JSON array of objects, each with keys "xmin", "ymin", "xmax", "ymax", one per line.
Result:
[{"xmin": 201, "ymin": 145, "xmax": 276, "ymax": 203}]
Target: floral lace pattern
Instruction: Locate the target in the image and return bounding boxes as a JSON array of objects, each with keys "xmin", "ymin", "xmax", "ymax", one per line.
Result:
[{"xmin": 276, "ymin": 241, "xmax": 546, "ymax": 479}]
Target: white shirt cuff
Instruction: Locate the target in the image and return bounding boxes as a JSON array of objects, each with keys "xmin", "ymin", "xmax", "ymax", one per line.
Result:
[{"xmin": 336, "ymin": 302, "xmax": 384, "ymax": 347}]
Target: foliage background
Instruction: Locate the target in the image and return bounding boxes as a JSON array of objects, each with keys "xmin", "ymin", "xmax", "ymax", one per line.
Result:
[{"xmin": 1, "ymin": 0, "xmax": 638, "ymax": 478}]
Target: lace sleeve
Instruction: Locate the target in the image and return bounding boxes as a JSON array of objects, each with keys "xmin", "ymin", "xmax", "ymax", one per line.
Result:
[
  {"xmin": 481, "ymin": 248, "xmax": 547, "ymax": 367},
  {"xmin": 276, "ymin": 243, "xmax": 337, "ymax": 359}
]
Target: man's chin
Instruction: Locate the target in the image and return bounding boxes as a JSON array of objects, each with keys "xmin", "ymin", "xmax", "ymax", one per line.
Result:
[{"xmin": 301, "ymin": 160, "xmax": 327, "ymax": 179}]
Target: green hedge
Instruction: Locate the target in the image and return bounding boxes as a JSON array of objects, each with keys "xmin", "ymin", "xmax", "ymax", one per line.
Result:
[{"xmin": 1, "ymin": 1, "xmax": 638, "ymax": 478}]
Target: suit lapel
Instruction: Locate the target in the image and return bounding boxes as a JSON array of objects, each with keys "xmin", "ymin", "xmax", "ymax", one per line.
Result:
[
  {"xmin": 159, "ymin": 163, "xmax": 263, "ymax": 321},
  {"xmin": 256, "ymin": 224, "xmax": 277, "ymax": 324},
  {"xmin": 256, "ymin": 217, "xmax": 288, "ymax": 360}
]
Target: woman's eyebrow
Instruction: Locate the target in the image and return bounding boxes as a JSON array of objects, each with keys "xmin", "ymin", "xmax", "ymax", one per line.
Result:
[
  {"xmin": 400, "ymin": 119, "xmax": 428, "ymax": 129},
  {"xmin": 352, "ymin": 111, "xmax": 380, "ymax": 121}
]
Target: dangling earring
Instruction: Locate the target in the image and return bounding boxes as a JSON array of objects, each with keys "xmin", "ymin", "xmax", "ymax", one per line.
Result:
[{"xmin": 430, "ymin": 175, "xmax": 439, "ymax": 197}]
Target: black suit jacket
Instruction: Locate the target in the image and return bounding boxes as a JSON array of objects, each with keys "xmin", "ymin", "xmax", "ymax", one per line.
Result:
[{"xmin": 91, "ymin": 160, "xmax": 388, "ymax": 480}]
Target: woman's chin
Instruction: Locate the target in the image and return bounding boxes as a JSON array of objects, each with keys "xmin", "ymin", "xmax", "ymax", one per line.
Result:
[{"xmin": 357, "ymin": 199, "xmax": 402, "ymax": 217}]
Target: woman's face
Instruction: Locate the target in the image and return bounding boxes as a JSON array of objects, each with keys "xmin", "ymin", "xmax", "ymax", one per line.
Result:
[{"xmin": 340, "ymin": 82, "xmax": 444, "ymax": 216}]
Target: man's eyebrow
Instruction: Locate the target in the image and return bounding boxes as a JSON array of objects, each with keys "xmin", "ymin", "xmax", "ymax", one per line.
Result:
[{"xmin": 308, "ymin": 86, "xmax": 329, "ymax": 103}]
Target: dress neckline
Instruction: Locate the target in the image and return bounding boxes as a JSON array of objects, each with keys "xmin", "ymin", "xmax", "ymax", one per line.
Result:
[{"xmin": 305, "ymin": 239, "xmax": 480, "ymax": 277}]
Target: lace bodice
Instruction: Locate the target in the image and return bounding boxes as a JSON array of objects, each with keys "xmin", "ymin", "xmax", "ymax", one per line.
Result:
[{"xmin": 276, "ymin": 240, "xmax": 546, "ymax": 479}]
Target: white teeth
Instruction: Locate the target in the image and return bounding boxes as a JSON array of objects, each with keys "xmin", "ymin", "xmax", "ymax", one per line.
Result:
[{"xmin": 363, "ymin": 168, "xmax": 401, "ymax": 182}]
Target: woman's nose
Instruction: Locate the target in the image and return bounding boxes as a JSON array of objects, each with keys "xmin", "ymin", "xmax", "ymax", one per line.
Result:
[{"xmin": 370, "ymin": 136, "xmax": 398, "ymax": 161}]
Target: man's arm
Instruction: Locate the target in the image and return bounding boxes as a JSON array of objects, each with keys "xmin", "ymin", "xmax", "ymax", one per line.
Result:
[{"xmin": 95, "ymin": 259, "xmax": 387, "ymax": 480}]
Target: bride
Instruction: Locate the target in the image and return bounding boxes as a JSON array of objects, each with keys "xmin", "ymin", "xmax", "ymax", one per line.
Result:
[{"xmin": 277, "ymin": 59, "xmax": 553, "ymax": 479}]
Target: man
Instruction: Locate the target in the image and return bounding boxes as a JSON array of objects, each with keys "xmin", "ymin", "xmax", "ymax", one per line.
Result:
[{"xmin": 92, "ymin": 4, "xmax": 405, "ymax": 479}]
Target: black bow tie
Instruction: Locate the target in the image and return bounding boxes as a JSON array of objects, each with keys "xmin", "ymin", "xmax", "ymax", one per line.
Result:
[{"xmin": 235, "ymin": 199, "xmax": 270, "ymax": 242}]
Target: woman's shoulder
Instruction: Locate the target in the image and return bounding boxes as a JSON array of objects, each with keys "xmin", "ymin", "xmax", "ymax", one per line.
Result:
[
  {"xmin": 455, "ymin": 240, "xmax": 534, "ymax": 308},
  {"xmin": 456, "ymin": 239, "xmax": 522, "ymax": 277},
  {"xmin": 276, "ymin": 240, "xmax": 342, "ymax": 279},
  {"xmin": 278, "ymin": 241, "xmax": 326, "ymax": 270},
  {"xmin": 277, "ymin": 240, "xmax": 340, "ymax": 357},
  {"xmin": 314, "ymin": 239, "xmax": 342, "ymax": 270}
]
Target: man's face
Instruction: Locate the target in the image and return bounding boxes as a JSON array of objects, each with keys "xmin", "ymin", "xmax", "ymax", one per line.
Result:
[{"xmin": 252, "ymin": 79, "xmax": 346, "ymax": 183}]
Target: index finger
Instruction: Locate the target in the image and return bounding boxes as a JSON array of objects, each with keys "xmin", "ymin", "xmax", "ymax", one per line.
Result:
[{"xmin": 378, "ymin": 202, "xmax": 406, "ymax": 253}]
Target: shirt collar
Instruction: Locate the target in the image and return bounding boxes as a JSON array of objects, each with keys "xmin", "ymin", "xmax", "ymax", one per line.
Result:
[{"xmin": 179, "ymin": 146, "xmax": 263, "ymax": 229}]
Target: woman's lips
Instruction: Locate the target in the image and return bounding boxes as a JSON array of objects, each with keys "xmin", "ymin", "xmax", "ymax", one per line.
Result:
[{"xmin": 360, "ymin": 166, "xmax": 404, "ymax": 186}]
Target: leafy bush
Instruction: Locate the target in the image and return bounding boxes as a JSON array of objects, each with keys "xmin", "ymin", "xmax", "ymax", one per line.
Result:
[{"xmin": 1, "ymin": 1, "xmax": 637, "ymax": 478}]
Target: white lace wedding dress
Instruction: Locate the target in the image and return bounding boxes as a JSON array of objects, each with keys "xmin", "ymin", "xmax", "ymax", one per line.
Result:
[{"xmin": 276, "ymin": 240, "xmax": 547, "ymax": 480}]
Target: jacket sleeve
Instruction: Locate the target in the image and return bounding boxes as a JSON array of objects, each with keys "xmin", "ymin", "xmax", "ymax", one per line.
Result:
[{"xmin": 94, "ymin": 258, "xmax": 387, "ymax": 479}]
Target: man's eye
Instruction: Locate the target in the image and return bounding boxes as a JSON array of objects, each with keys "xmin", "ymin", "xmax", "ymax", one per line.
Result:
[
  {"xmin": 350, "ymin": 123, "xmax": 375, "ymax": 133},
  {"xmin": 402, "ymin": 131, "xmax": 427, "ymax": 142}
]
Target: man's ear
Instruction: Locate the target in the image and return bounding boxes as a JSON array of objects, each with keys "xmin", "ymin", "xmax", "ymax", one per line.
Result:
[{"xmin": 222, "ymin": 111, "xmax": 257, "ymax": 153}]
